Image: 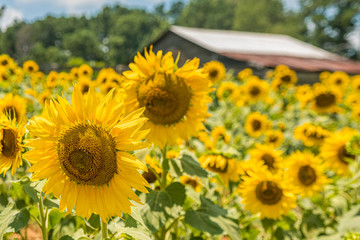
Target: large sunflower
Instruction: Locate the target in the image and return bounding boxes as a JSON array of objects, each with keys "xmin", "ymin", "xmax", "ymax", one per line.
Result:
[
  {"xmin": 198, "ymin": 153, "xmax": 239, "ymax": 185},
  {"xmin": 123, "ymin": 47, "xmax": 213, "ymax": 147},
  {"xmin": 310, "ymin": 85, "xmax": 342, "ymax": 114},
  {"xmin": 24, "ymin": 85, "xmax": 150, "ymax": 221},
  {"xmin": 285, "ymin": 151, "xmax": 328, "ymax": 197},
  {"xmin": 0, "ymin": 114, "xmax": 25, "ymax": 176},
  {"xmin": 203, "ymin": 61, "xmax": 226, "ymax": 83},
  {"xmin": 0, "ymin": 93, "xmax": 27, "ymax": 123},
  {"xmin": 245, "ymin": 112, "xmax": 268, "ymax": 138},
  {"xmin": 239, "ymin": 169, "xmax": 297, "ymax": 219},
  {"xmin": 320, "ymin": 128, "xmax": 357, "ymax": 175}
]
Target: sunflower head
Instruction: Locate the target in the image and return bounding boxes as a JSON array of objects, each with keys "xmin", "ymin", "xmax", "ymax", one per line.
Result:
[
  {"xmin": 78, "ymin": 64, "xmax": 93, "ymax": 78},
  {"xmin": 249, "ymin": 144, "xmax": 283, "ymax": 172},
  {"xmin": 25, "ymin": 85, "xmax": 150, "ymax": 220},
  {"xmin": 325, "ymin": 71, "xmax": 350, "ymax": 89},
  {"xmin": 294, "ymin": 123, "xmax": 329, "ymax": 147},
  {"xmin": 237, "ymin": 68, "xmax": 253, "ymax": 81},
  {"xmin": 0, "ymin": 54, "xmax": 14, "ymax": 68},
  {"xmin": 311, "ymin": 85, "xmax": 342, "ymax": 114},
  {"xmin": 265, "ymin": 130, "xmax": 284, "ymax": 148},
  {"xmin": 203, "ymin": 61, "xmax": 226, "ymax": 83},
  {"xmin": 244, "ymin": 76, "xmax": 269, "ymax": 103},
  {"xmin": 216, "ymin": 81, "xmax": 237, "ymax": 100},
  {"xmin": 0, "ymin": 93, "xmax": 27, "ymax": 123},
  {"xmin": 180, "ymin": 175, "xmax": 202, "ymax": 192},
  {"xmin": 245, "ymin": 112, "xmax": 268, "ymax": 138},
  {"xmin": 23, "ymin": 60, "xmax": 39, "ymax": 74}
]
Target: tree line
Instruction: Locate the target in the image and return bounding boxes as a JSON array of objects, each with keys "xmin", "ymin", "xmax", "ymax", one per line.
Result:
[{"xmin": 0, "ymin": 0, "xmax": 359, "ymax": 71}]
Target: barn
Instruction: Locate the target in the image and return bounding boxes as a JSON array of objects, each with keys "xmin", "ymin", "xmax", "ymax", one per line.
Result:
[{"xmin": 149, "ymin": 26, "xmax": 360, "ymax": 84}]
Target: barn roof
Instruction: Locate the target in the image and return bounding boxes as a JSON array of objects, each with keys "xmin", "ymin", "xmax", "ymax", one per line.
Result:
[{"xmin": 166, "ymin": 26, "xmax": 360, "ymax": 73}]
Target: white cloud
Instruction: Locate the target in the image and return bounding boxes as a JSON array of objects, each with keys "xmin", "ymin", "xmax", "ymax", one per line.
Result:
[
  {"xmin": 0, "ymin": 7, "xmax": 23, "ymax": 31},
  {"xmin": 53, "ymin": 0, "xmax": 113, "ymax": 14}
]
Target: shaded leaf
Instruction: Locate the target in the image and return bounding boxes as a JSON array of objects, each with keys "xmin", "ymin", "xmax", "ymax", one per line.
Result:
[
  {"xmin": 165, "ymin": 182, "xmax": 186, "ymax": 206},
  {"xmin": 185, "ymin": 210, "xmax": 223, "ymax": 235},
  {"xmin": 9, "ymin": 208, "xmax": 30, "ymax": 232}
]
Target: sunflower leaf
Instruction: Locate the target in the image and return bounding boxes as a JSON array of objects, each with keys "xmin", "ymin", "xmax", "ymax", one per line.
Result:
[
  {"xmin": 9, "ymin": 208, "xmax": 30, "ymax": 232},
  {"xmin": 184, "ymin": 210, "xmax": 223, "ymax": 235},
  {"xmin": 198, "ymin": 196, "xmax": 227, "ymax": 217},
  {"xmin": 146, "ymin": 190, "xmax": 172, "ymax": 212},
  {"xmin": 179, "ymin": 154, "xmax": 207, "ymax": 177},
  {"xmin": 165, "ymin": 182, "xmax": 186, "ymax": 206}
]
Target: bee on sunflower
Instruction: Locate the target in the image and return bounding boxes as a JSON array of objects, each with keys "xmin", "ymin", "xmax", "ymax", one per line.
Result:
[
  {"xmin": 122, "ymin": 46, "xmax": 213, "ymax": 147},
  {"xmin": 238, "ymin": 168, "xmax": 297, "ymax": 219},
  {"xmin": 245, "ymin": 112, "xmax": 268, "ymax": 138},
  {"xmin": 24, "ymin": 85, "xmax": 150, "ymax": 221},
  {"xmin": 285, "ymin": 151, "xmax": 328, "ymax": 197}
]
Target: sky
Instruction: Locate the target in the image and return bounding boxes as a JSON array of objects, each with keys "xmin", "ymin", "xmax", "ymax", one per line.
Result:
[{"xmin": 0, "ymin": 0, "xmax": 300, "ymax": 31}]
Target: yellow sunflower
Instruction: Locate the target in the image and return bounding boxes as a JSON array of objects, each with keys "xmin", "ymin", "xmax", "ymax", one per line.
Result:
[
  {"xmin": 285, "ymin": 151, "xmax": 328, "ymax": 197},
  {"xmin": 249, "ymin": 144, "xmax": 283, "ymax": 172},
  {"xmin": 351, "ymin": 75, "xmax": 360, "ymax": 94},
  {"xmin": 265, "ymin": 130, "xmax": 284, "ymax": 148},
  {"xmin": 24, "ymin": 85, "xmax": 150, "ymax": 221},
  {"xmin": 100, "ymin": 81, "xmax": 120, "ymax": 95},
  {"xmin": 203, "ymin": 60, "xmax": 226, "ymax": 83},
  {"xmin": 23, "ymin": 60, "xmax": 39, "ymax": 74},
  {"xmin": 122, "ymin": 47, "xmax": 213, "ymax": 147},
  {"xmin": 239, "ymin": 168, "xmax": 297, "ymax": 219},
  {"xmin": 142, "ymin": 155, "xmax": 162, "ymax": 184},
  {"xmin": 319, "ymin": 71, "xmax": 331, "ymax": 82},
  {"xmin": 237, "ymin": 68, "xmax": 253, "ymax": 81},
  {"xmin": 77, "ymin": 77, "xmax": 94, "ymax": 94},
  {"xmin": 78, "ymin": 64, "xmax": 93, "ymax": 79},
  {"xmin": 0, "ymin": 68, "xmax": 9, "ymax": 82},
  {"xmin": 0, "ymin": 54, "xmax": 14, "ymax": 68},
  {"xmin": 320, "ymin": 128, "xmax": 357, "ymax": 175},
  {"xmin": 294, "ymin": 123, "xmax": 330, "ymax": 147},
  {"xmin": 46, "ymin": 71, "xmax": 58, "ymax": 89},
  {"xmin": 295, "ymin": 84, "xmax": 313, "ymax": 108},
  {"xmin": 231, "ymin": 86, "xmax": 247, "ymax": 107},
  {"xmin": 245, "ymin": 112, "xmax": 268, "ymax": 138},
  {"xmin": 198, "ymin": 153, "xmax": 239, "ymax": 185},
  {"xmin": 38, "ymin": 90, "xmax": 52, "ymax": 106},
  {"xmin": 180, "ymin": 175, "xmax": 202, "ymax": 192},
  {"xmin": 271, "ymin": 66, "xmax": 297, "ymax": 89},
  {"xmin": 0, "ymin": 114, "xmax": 25, "ymax": 176},
  {"xmin": 31, "ymin": 72, "xmax": 45, "ymax": 88},
  {"xmin": 345, "ymin": 93, "xmax": 360, "ymax": 108},
  {"xmin": 96, "ymin": 68, "xmax": 115, "ymax": 86},
  {"xmin": 70, "ymin": 67, "xmax": 79, "ymax": 80},
  {"xmin": 243, "ymin": 76, "xmax": 269, "ymax": 103},
  {"xmin": 310, "ymin": 85, "xmax": 342, "ymax": 114},
  {"xmin": 352, "ymin": 106, "xmax": 360, "ymax": 122},
  {"xmin": 216, "ymin": 81, "xmax": 237, "ymax": 100},
  {"xmin": 211, "ymin": 126, "xmax": 230, "ymax": 145},
  {"xmin": 324, "ymin": 71, "xmax": 350, "ymax": 90},
  {"xmin": 0, "ymin": 93, "xmax": 27, "ymax": 123}
]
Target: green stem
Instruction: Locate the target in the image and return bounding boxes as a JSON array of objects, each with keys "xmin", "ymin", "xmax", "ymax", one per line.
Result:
[
  {"xmin": 38, "ymin": 194, "xmax": 48, "ymax": 240},
  {"xmin": 160, "ymin": 145, "xmax": 168, "ymax": 190},
  {"xmin": 101, "ymin": 219, "xmax": 108, "ymax": 240}
]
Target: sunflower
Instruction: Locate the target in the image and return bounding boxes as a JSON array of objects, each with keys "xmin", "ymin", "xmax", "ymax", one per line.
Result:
[
  {"xmin": 294, "ymin": 123, "xmax": 330, "ymax": 147},
  {"xmin": 310, "ymin": 85, "xmax": 342, "ymax": 114},
  {"xmin": 265, "ymin": 130, "xmax": 284, "ymax": 148},
  {"xmin": 345, "ymin": 93, "xmax": 360, "ymax": 108},
  {"xmin": 237, "ymin": 68, "xmax": 253, "ymax": 81},
  {"xmin": 325, "ymin": 71, "xmax": 350, "ymax": 90},
  {"xmin": 31, "ymin": 72, "xmax": 45, "ymax": 88},
  {"xmin": 0, "ymin": 93, "xmax": 27, "ymax": 123},
  {"xmin": 198, "ymin": 153, "xmax": 239, "ymax": 185},
  {"xmin": 203, "ymin": 61, "xmax": 226, "ymax": 83},
  {"xmin": 243, "ymin": 76, "xmax": 269, "ymax": 103},
  {"xmin": 24, "ymin": 85, "xmax": 150, "ymax": 221},
  {"xmin": 285, "ymin": 151, "xmax": 328, "ymax": 197},
  {"xmin": 231, "ymin": 86, "xmax": 247, "ymax": 107},
  {"xmin": 142, "ymin": 155, "xmax": 162, "ymax": 184},
  {"xmin": 0, "ymin": 54, "xmax": 14, "ymax": 68},
  {"xmin": 245, "ymin": 112, "xmax": 268, "ymax": 138},
  {"xmin": 0, "ymin": 114, "xmax": 25, "ymax": 176},
  {"xmin": 0, "ymin": 68, "xmax": 9, "ymax": 82},
  {"xmin": 78, "ymin": 64, "xmax": 93, "ymax": 79},
  {"xmin": 96, "ymin": 68, "xmax": 115, "ymax": 86},
  {"xmin": 70, "ymin": 67, "xmax": 79, "ymax": 80},
  {"xmin": 122, "ymin": 47, "xmax": 213, "ymax": 147},
  {"xmin": 319, "ymin": 71, "xmax": 331, "ymax": 82},
  {"xmin": 352, "ymin": 106, "xmax": 360, "ymax": 122},
  {"xmin": 351, "ymin": 75, "xmax": 360, "ymax": 94},
  {"xmin": 38, "ymin": 90, "xmax": 52, "ymax": 106},
  {"xmin": 239, "ymin": 168, "xmax": 296, "ymax": 219},
  {"xmin": 320, "ymin": 128, "xmax": 357, "ymax": 175},
  {"xmin": 180, "ymin": 175, "xmax": 202, "ymax": 192},
  {"xmin": 77, "ymin": 77, "xmax": 94, "ymax": 94},
  {"xmin": 216, "ymin": 81, "xmax": 237, "ymax": 100},
  {"xmin": 295, "ymin": 84, "xmax": 313, "ymax": 108},
  {"xmin": 271, "ymin": 66, "xmax": 297, "ymax": 89},
  {"xmin": 100, "ymin": 81, "xmax": 120, "ymax": 95},
  {"xmin": 46, "ymin": 71, "xmax": 58, "ymax": 89},
  {"xmin": 23, "ymin": 60, "xmax": 39, "ymax": 74},
  {"xmin": 249, "ymin": 144, "xmax": 283, "ymax": 172},
  {"xmin": 211, "ymin": 126, "xmax": 230, "ymax": 145},
  {"xmin": 197, "ymin": 131, "xmax": 214, "ymax": 150}
]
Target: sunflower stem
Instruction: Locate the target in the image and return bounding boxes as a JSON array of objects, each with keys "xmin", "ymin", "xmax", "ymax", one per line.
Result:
[
  {"xmin": 38, "ymin": 194, "xmax": 48, "ymax": 240},
  {"xmin": 101, "ymin": 219, "xmax": 108, "ymax": 239},
  {"xmin": 160, "ymin": 145, "xmax": 168, "ymax": 190}
]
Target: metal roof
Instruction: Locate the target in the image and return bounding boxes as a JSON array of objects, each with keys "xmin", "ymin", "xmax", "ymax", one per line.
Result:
[{"xmin": 169, "ymin": 26, "xmax": 360, "ymax": 73}]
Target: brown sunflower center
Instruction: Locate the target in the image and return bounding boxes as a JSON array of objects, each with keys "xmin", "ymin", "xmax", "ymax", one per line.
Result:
[
  {"xmin": 137, "ymin": 72, "xmax": 191, "ymax": 125},
  {"xmin": 269, "ymin": 135, "xmax": 278, "ymax": 143},
  {"xmin": 335, "ymin": 79, "xmax": 342, "ymax": 85},
  {"xmin": 252, "ymin": 119, "xmax": 262, "ymax": 131},
  {"xmin": 81, "ymin": 84, "xmax": 90, "ymax": 94},
  {"xmin": 337, "ymin": 145, "xmax": 355, "ymax": 165},
  {"xmin": 315, "ymin": 92, "xmax": 336, "ymax": 108},
  {"xmin": 1, "ymin": 60, "xmax": 8, "ymax": 66},
  {"xmin": 1, "ymin": 129, "xmax": 17, "ymax": 158},
  {"xmin": 28, "ymin": 66, "xmax": 34, "ymax": 72},
  {"xmin": 209, "ymin": 69, "xmax": 219, "ymax": 78},
  {"xmin": 184, "ymin": 178, "xmax": 198, "ymax": 189},
  {"xmin": 2, "ymin": 73, "xmax": 8, "ymax": 81},
  {"xmin": 261, "ymin": 153, "xmax": 275, "ymax": 170},
  {"xmin": 298, "ymin": 165, "xmax": 316, "ymax": 186},
  {"xmin": 3, "ymin": 106, "xmax": 19, "ymax": 121},
  {"xmin": 250, "ymin": 86, "xmax": 260, "ymax": 96},
  {"xmin": 207, "ymin": 156, "xmax": 228, "ymax": 173},
  {"xmin": 281, "ymin": 75, "xmax": 291, "ymax": 83},
  {"xmin": 256, "ymin": 181, "xmax": 282, "ymax": 205},
  {"xmin": 57, "ymin": 124, "xmax": 117, "ymax": 186}
]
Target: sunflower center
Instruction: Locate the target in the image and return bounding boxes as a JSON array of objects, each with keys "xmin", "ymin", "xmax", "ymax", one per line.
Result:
[
  {"xmin": 57, "ymin": 124, "xmax": 117, "ymax": 186},
  {"xmin": 137, "ymin": 72, "xmax": 191, "ymax": 125},
  {"xmin": 1, "ymin": 129, "xmax": 17, "ymax": 158},
  {"xmin": 1, "ymin": 60, "xmax": 8, "ymax": 66},
  {"xmin": 28, "ymin": 66, "xmax": 34, "ymax": 72},
  {"xmin": 261, "ymin": 153, "xmax": 275, "ymax": 170},
  {"xmin": 281, "ymin": 75, "xmax": 291, "ymax": 83},
  {"xmin": 209, "ymin": 70, "xmax": 219, "ymax": 78},
  {"xmin": 315, "ymin": 93, "xmax": 336, "ymax": 108},
  {"xmin": 335, "ymin": 79, "xmax": 342, "ymax": 85},
  {"xmin": 184, "ymin": 178, "xmax": 198, "ymax": 189},
  {"xmin": 269, "ymin": 135, "xmax": 278, "ymax": 143},
  {"xmin": 298, "ymin": 165, "xmax": 316, "ymax": 186},
  {"xmin": 256, "ymin": 181, "xmax": 282, "ymax": 205},
  {"xmin": 81, "ymin": 84, "xmax": 90, "ymax": 94},
  {"xmin": 3, "ymin": 106, "xmax": 19, "ymax": 121},
  {"xmin": 250, "ymin": 86, "xmax": 260, "ymax": 96},
  {"xmin": 337, "ymin": 145, "xmax": 355, "ymax": 165},
  {"xmin": 252, "ymin": 120, "xmax": 262, "ymax": 131}
]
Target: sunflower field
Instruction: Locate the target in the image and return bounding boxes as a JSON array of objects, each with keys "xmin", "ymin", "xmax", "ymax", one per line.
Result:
[{"xmin": 1, "ymin": 48, "xmax": 360, "ymax": 240}]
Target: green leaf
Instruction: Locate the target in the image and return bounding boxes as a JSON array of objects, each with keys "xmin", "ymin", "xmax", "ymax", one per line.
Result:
[
  {"xmin": 184, "ymin": 210, "xmax": 223, "ymax": 235},
  {"xmin": 44, "ymin": 197, "xmax": 59, "ymax": 208},
  {"xmin": 9, "ymin": 208, "xmax": 30, "ymax": 232},
  {"xmin": 180, "ymin": 154, "xmax": 208, "ymax": 177},
  {"xmin": 168, "ymin": 158, "xmax": 183, "ymax": 177},
  {"xmin": 0, "ymin": 203, "xmax": 17, "ymax": 238},
  {"xmin": 59, "ymin": 236, "xmax": 74, "ymax": 240},
  {"xmin": 48, "ymin": 208, "xmax": 65, "ymax": 229},
  {"xmin": 199, "ymin": 196, "xmax": 227, "ymax": 217},
  {"xmin": 140, "ymin": 205, "xmax": 167, "ymax": 233},
  {"xmin": 146, "ymin": 190, "xmax": 172, "ymax": 212},
  {"xmin": 212, "ymin": 216, "xmax": 241, "ymax": 240},
  {"xmin": 86, "ymin": 213, "xmax": 100, "ymax": 231},
  {"xmin": 165, "ymin": 182, "xmax": 186, "ymax": 206},
  {"xmin": 22, "ymin": 182, "xmax": 39, "ymax": 203}
]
